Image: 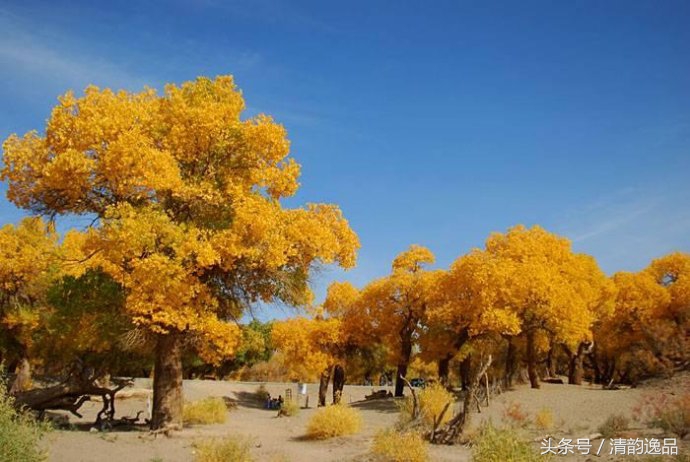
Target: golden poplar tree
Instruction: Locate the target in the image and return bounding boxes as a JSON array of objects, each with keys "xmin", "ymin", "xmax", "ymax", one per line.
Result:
[
  {"xmin": 356, "ymin": 245, "xmax": 441, "ymax": 397},
  {"xmin": 483, "ymin": 225, "xmax": 613, "ymax": 388},
  {"xmin": 1, "ymin": 76, "xmax": 359, "ymax": 429},
  {"xmin": 0, "ymin": 218, "xmax": 59, "ymax": 392}
]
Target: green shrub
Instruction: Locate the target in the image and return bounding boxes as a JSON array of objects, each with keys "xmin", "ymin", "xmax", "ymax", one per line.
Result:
[
  {"xmin": 371, "ymin": 429, "xmax": 428, "ymax": 462},
  {"xmin": 0, "ymin": 379, "xmax": 49, "ymax": 462},
  {"xmin": 183, "ymin": 397, "xmax": 228, "ymax": 425},
  {"xmin": 472, "ymin": 424, "xmax": 544, "ymax": 462},
  {"xmin": 597, "ymin": 414, "xmax": 629, "ymax": 439},
  {"xmin": 193, "ymin": 436, "xmax": 253, "ymax": 462},
  {"xmin": 306, "ymin": 404, "xmax": 362, "ymax": 439}
]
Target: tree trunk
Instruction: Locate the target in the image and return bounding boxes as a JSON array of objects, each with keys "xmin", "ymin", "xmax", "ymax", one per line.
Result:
[
  {"xmin": 504, "ymin": 336, "xmax": 516, "ymax": 389},
  {"xmin": 460, "ymin": 354, "xmax": 472, "ymax": 391},
  {"xmin": 394, "ymin": 340, "xmax": 413, "ymax": 397},
  {"xmin": 332, "ymin": 364, "xmax": 345, "ymax": 404},
  {"xmin": 526, "ymin": 330, "xmax": 540, "ymax": 389},
  {"xmin": 151, "ymin": 334, "xmax": 184, "ymax": 430},
  {"xmin": 568, "ymin": 341, "xmax": 591, "ymax": 385},
  {"xmin": 438, "ymin": 355, "xmax": 451, "ymax": 386},
  {"xmin": 546, "ymin": 345, "xmax": 557, "ymax": 378},
  {"xmin": 318, "ymin": 365, "xmax": 332, "ymax": 407},
  {"xmin": 9, "ymin": 357, "xmax": 32, "ymax": 395}
]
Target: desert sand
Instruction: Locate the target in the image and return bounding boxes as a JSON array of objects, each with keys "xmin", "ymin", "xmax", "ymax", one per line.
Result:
[{"xmin": 41, "ymin": 374, "xmax": 689, "ymax": 462}]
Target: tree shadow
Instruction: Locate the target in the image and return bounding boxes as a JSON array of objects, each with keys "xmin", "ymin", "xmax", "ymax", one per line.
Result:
[
  {"xmin": 349, "ymin": 398, "xmax": 399, "ymax": 414},
  {"xmin": 231, "ymin": 390, "xmax": 271, "ymax": 410}
]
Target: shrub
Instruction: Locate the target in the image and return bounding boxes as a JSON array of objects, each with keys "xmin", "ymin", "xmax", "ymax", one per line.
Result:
[
  {"xmin": 598, "ymin": 413, "xmax": 629, "ymax": 439},
  {"xmin": 183, "ymin": 397, "xmax": 228, "ymax": 425},
  {"xmin": 193, "ymin": 436, "xmax": 253, "ymax": 462},
  {"xmin": 472, "ymin": 424, "xmax": 545, "ymax": 462},
  {"xmin": 278, "ymin": 399, "xmax": 300, "ymax": 417},
  {"xmin": 0, "ymin": 379, "xmax": 49, "ymax": 462},
  {"xmin": 534, "ymin": 408, "xmax": 554, "ymax": 431},
  {"xmin": 255, "ymin": 384, "xmax": 270, "ymax": 402},
  {"xmin": 398, "ymin": 382, "xmax": 454, "ymax": 427},
  {"xmin": 634, "ymin": 392, "xmax": 690, "ymax": 439},
  {"xmin": 306, "ymin": 404, "xmax": 362, "ymax": 439},
  {"xmin": 371, "ymin": 429, "xmax": 428, "ymax": 462},
  {"xmin": 503, "ymin": 401, "xmax": 529, "ymax": 428}
]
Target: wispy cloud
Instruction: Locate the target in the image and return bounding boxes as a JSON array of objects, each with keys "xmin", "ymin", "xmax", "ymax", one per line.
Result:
[
  {"xmin": 554, "ymin": 186, "xmax": 690, "ymax": 273},
  {"xmin": 0, "ymin": 8, "xmax": 148, "ymax": 92}
]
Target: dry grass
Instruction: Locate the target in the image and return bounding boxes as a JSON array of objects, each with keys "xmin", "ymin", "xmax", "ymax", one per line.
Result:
[
  {"xmin": 305, "ymin": 404, "xmax": 362, "ymax": 439},
  {"xmin": 534, "ymin": 408, "xmax": 554, "ymax": 430},
  {"xmin": 193, "ymin": 436, "xmax": 253, "ymax": 462},
  {"xmin": 634, "ymin": 392, "xmax": 690, "ymax": 439},
  {"xmin": 278, "ymin": 399, "xmax": 300, "ymax": 417},
  {"xmin": 503, "ymin": 401, "xmax": 530, "ymax": 428},
  {"xmin": 370, "ymin": 429, "xmax": 428, "ymax": 462},
  {"xmin": 597, "ymin": 413, "xmax": 629, "ymax": 439},
  {"xmin": 472, "ymin": 424, "xmax": 545, "ymax": 462},
  {"xmin": 183, "ymin": 397, "xmax": 228, "ymax": 425}
]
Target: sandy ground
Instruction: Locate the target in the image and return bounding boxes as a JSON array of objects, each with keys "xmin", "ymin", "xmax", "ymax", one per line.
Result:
[{"xmin": 41, "ymin": 374, "xmax": 689, "ymax": 462}]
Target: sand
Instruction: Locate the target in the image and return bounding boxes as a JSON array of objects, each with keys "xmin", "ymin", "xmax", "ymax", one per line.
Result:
[{"xmin": 41, "ymin": 374, "xmax": 689, "ymax": 462}]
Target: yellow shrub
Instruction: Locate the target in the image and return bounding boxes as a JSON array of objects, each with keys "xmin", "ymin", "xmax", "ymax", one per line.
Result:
[
  {"xmin": 279, "ymin": 400, "xmax": 300, "ymax": 417},
  {"xmin": 193, "ymin": 436, "xmax": 253, "ymax": 462},
  {"xmin": 398, "ymin": 383, "xmax": 454, "ymax": 427},
  {"xmin": 184, "ymin": 397, "xmax": 228, "ymax": 425},
  {"xmin": 534, "ymin": 408, "xmax": 554, "ymax": 430},
  {"xmin": 472, "ymin": 424, "xmax": 545, "ymax": 462},
  {"xmin": 371, "ymin": 429, "xmax": 428, "ymax": 462},
  {"xmin": 418, "ymin": 383, "xmax": 454, "ymax": 426},
  {"xmin": 306, "ymin": 404, "xmax": 362, "ymax": 439}
]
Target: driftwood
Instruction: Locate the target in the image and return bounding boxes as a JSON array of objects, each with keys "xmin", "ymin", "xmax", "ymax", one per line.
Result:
[
  {"xmin": 13, "ymin": 369, "xmax": 134, "ymax": 429},
  {"xmin": 364, "ymin": 389, "xmax": 392, "ymax": 400},
  {"xmin": 429, "ymin": 354, "xmax": 493, "ymax": 445}
]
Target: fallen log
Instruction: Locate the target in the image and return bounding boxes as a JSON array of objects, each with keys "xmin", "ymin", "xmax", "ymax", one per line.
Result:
[{"xmin": 13, "ymin": 376, "xmax": 134, "ymax": 428}]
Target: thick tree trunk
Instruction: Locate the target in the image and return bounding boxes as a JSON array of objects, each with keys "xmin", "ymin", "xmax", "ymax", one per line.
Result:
[
  {"xmin": 151, "ymin": 334, "xmax": 184, "ymax": 430},
  {"xmin": 9, "ymin": 357, "xmax": 32, "ymax": 395},
  {"xmin": 504, "ymin": 337, "xmax": 517, "ymax": 389},
  {"xmin": 394, "ymin": 340, "xmax": 413, "ymax": 397},
  {"xmin": 318, "ymin": 365, "xmax": 332, "ymax": 407},
  {"xmin": 526, "ymin": 330, "xmax": 540, "ymax": 389},
  {"xmin": 332, "ymin": 364, "xmax": 345, "ymax": 404}
]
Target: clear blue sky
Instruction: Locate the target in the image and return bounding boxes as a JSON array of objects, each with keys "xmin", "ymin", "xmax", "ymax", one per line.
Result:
[{"xmin": 1, "ymin": 1, "xmax": 689, "ymax": 318}]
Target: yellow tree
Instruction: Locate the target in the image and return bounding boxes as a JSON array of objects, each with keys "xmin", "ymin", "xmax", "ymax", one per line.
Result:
[
  {"xmin": 356, "ymin": 245, "xmax": 441, "ymax": 397},
  {"xmin": 271, "ymin": 315, "xmax": 343, "ymax": 405},
  {"xmin": 484, "ymin": 225, "xmax": 613, "ymax": 388},
  {"xmin": 1, "ymin": 76, "xmax": 359, "ymax": 429},
  {"xmin": 424, "ymin": 249, "xmax": 521, "ymax": 385},
  {"xmin": 594, "ymin": 271, "xmax": 669, "ymax": 384},
  {"xmin": 645, "ymin": 252, "xmax": 690, "ymax": 369},
  {"xmin": 0, "ymin": 217, "xmax": 59, "ymax": 393}
]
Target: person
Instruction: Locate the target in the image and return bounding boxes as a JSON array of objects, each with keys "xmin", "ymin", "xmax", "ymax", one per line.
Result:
[
  {"xmin": 278, "ymin": 395, "xmax": 284, "ymax": 408},
  {"xmin": 265, "ymin": 393, "xmax": 272, "ymax": 409}
]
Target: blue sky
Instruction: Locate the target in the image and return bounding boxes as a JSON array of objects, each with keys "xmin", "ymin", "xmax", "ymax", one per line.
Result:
[{"xmin": 1, "ymin": 1, "xmax": 689, "ymax": 318}]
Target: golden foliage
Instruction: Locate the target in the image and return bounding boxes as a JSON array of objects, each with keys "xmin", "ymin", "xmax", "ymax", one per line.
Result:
[
  {"xmin": 183, "ymin": 397, "xmax": 228, "ymax": 425},
  {"xmin": 371, "ymin": 429, "xmax": 429, "ymax": 462},
  {"xmin": 1, "ymin": 75, "xmax": 359, "ymax": 364},
  {"xmin": 305, "ymin": 404, "xmax": 362, "ymax": 439},
  {"xmin": 193, "ymin": 435, "xmax": 253, "ymax": 462},
  {"xmin": 271, "ymin": 317, "xmax": 341, "ymax": 382}
]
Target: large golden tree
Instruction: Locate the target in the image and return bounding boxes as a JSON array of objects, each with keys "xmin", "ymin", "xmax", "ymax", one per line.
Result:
[{"xmin": 1, "ymin": 76, "xmax": 359, "ymax": 429}]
